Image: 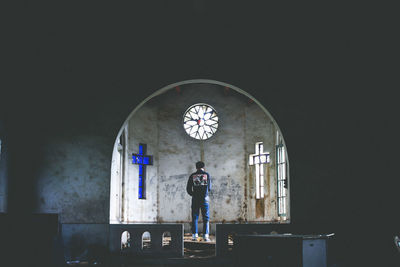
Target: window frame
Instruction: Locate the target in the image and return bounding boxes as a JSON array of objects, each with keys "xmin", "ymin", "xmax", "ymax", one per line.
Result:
[{"xmin": 276, "ymin": 143, "xmax": 288, "ymax": 217}]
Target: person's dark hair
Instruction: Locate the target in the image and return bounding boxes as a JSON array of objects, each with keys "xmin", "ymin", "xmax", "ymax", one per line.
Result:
[{"xmin": 196, "ymin": 161, "xmax": 205, "ymax": 169}]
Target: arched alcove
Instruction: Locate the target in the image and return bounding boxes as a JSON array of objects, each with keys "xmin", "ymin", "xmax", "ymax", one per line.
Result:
[
  {"xmin": 142, "ymin": 231, "xmax": 151, "ymax": 250},
  {"xmin": 109, "ymin": 80, "xmax": 290, "ymax": 226},
  {"xmin": 121, "ymin": 231, "xmax": 131, "ymax": 250},
  {"xmin": 227, "ymin": 232, "xmax": 235, "ymax": 252},
  {"xmin": 162, "ymin": 231, "xmax": 172, "ymax": 249}
]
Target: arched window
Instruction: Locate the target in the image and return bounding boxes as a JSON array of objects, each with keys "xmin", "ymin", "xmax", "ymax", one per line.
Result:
[
  {"xmin": 142, "ymin": 231, "xmax": 151, "ymax": 250},
  {"xmin": 162, "ymin": 231, "xmax": 172, "ymax": 249},
  {"xmin": 277, "ymin": 132, "xmax": 289, "ymax": 218},
  {"xmin": 121, "ymin": 231, "xmax": 131, "ymax": 250},
  {"xmin": 227, "ymin": 233, "xmax": 234, "ymax": 252}
]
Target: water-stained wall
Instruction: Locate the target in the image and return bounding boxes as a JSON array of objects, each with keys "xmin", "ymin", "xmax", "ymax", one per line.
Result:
[{"xmin": 110, "ymin": 83, "xmax": 288, "ymax": 224}]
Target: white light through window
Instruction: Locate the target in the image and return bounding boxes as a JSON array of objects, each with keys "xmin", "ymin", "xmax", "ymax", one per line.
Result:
[
  {"xmin": 277, "ymin": 133, "xmax": 288, "ymax": 217},
  {"xmin": 249, "ymin": 142, "xmax": 270, "ymax": 199}
]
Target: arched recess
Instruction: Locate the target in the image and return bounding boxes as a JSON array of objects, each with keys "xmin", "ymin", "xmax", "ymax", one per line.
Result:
[
  {"xmin": 109, "ymin": 79, "xmax": 290, "ymax": 224},
  {"xmin": 121, "ymin": 231, "xmax": 131, "ymax": 250},
  {"xmin": 162, "ymin": 231, "xmax": 172, "ymax": 249},
  {"xmin": 142, "ymin": 231, "xmax": 151, "ymax": 250}
]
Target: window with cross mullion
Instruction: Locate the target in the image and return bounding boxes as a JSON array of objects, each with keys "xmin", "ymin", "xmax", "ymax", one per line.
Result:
[{"xmin": 249, "ymin": 142, "xmax": 270, "ymax": 200}]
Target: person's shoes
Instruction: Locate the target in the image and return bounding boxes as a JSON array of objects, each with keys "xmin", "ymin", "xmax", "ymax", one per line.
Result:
[
  {"xmin": 192, "ymin": 233, "xmax": 198, "ymax": 241},
  {"xmin": 203, "ymin": 234, "xmax": 210, "ymax": 242}
]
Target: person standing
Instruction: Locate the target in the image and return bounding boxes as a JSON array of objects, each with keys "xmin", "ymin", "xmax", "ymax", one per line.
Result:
[{"xmin": 186, "ymin": 161, "xmax": 211, "ymax": 241}]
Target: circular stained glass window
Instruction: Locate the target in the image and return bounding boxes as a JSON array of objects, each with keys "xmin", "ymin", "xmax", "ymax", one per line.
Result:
[{"xmin": 183, "ymin": 103, "xmax": 219, "ymax": 140}]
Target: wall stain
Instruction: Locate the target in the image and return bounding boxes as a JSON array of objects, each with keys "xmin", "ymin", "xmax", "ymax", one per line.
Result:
[
  {"xmin": 255, "ymin": 198, "xmax": 265, "ymax": 218},
  {"xmin": 159, "ymin": 146, "xmax": 180, "ymax": 155}
]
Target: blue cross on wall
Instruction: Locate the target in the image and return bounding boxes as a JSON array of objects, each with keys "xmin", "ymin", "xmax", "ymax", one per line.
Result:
[{"xmin": 132, "ymin": 143, "xmax": 153, "ymax": 199}]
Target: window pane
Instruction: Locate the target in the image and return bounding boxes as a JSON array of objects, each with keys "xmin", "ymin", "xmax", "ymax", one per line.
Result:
[
  {"xmin": 249, "ymin": 156, "xmax": 254, "ymax": 165},
  {"xmin": 204, "ymin": 125, "xmax": 212, "ymax": 133},
  {"xmin": 198, "ymin": 127, "xmax": 205, "ymax": 139},
  {"xmin": 255, "ymin": 164, "xmax": 260, "ymax": 199},
  {"xmin": 190, "ymin": 125, "xmax": 199, "ymax": 134},
  {"xmin": 190, "ymin": 111, "xmax": 199, "ymax": 120},
  {"xmin": 204, "ymin": 112, "xmax": 212, "ymax": 120},
  {"xmin": 186, "ymin": 120, "xmax": 197, "ymax": 126}
]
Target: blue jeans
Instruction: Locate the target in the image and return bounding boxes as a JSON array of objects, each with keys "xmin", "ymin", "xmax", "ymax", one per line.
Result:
[{"xmin": 191, "ymin": 198, "xmax": 210, "ymax": 235}]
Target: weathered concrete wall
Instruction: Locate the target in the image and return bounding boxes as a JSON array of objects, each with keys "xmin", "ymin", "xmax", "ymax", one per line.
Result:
[
  {"xmin": 126, "ymin": 102, "xmax": 159, "ymax": 222},
  {"xmin": 30, "ymin": 134, "xmax": 113, "ymax": 259},
  {"xmin": 35, "ymin": 135, "xmax": 111, "ymax": 223},
  {"xmin": 112, "ymin": 83, "xmax": 285, "ymax": 224}
]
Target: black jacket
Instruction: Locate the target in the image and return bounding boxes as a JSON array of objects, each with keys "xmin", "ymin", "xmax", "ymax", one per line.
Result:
[{"xmin": 186, "ymin": 169, "xmax": 211, "ymax": 201}]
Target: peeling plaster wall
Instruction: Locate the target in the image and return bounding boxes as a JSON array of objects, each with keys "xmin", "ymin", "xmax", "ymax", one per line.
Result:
[{"xmin": 116, "ymin": 83, "xmax": 284, "ymax": 223}]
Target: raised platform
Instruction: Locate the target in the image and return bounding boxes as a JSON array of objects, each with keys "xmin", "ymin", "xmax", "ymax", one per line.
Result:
[
  {"xmin": 109, "ymin": 223, "xmax": 184, "ymax": 259},
  {"xmin": 184, "ymin": 233, "xmax": 215, "ymax": 259},
  {"xmin": 215, "ymin": 223, "xmax": 292, "ymax": 256}
]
